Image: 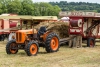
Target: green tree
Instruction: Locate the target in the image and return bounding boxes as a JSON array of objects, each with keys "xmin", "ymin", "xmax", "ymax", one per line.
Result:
[
  {"xmin": 35, "ymin": 2, "xmax": 61, "ymax": 16},
  {"xmin": 0, "ymin": 3, "xmax": 2, "ymax": 14},
  {"xmin": 20, "ymin": 0, "xmax": 34, "ymax": 15},
  {"xmin": 49, "ymin": 1, "xmax": 100, "ymax": 12},
  {"xmin": 0, "ymin": 0, "xmax": 10, "ymax": 13},
  {"xmin": 97, "ymin": 9, "xmax": 100, "ymax": 12},
  {"xmin": 38, "ymin": 2, "xmax": 51, "ymax": 16},
  {"xmin": 34, "ymin": 3, "xmax": 41, "ymax": 16},
  {"xmin": 53, "ymin": 5, "xmax": 61, "ymax": 16},
  {"xmin": 7, "ymin": 0, "xmax": 21, "ymax": 14}
]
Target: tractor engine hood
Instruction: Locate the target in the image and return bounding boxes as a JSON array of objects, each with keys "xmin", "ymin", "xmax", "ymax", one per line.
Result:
[
  {"xmin": 16, "ymin": 29, "xmax": 37, "ymax": 43},
  {"xmin": 16, "ymin": 29, "xmax": 33, "ymax": 34}
]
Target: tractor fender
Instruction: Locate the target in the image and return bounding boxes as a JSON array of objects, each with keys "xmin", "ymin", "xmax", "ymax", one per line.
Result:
[{"xmin": 42, "ymin": 31, "xmax": 52, "ymax": 41}]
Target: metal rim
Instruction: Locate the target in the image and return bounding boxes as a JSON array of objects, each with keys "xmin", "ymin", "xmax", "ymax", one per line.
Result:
[
  {"xmin": 10, "ymin": 43, "xmax": 17, "ymax": 54},
  {"xmin": 50, "ymin": 37, "xmax": 59, "ymax": 50},
  {"xmin": 30, "ymin": 44, "xmax": 38, "ymax": 55}
]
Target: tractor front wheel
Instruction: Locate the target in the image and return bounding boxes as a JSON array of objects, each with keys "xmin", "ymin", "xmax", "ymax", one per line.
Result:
[
  {"xmin": 45, "ymin": 32, "xmax": 59, "ymax": 53},
  {"xmin": 25, "ymin": 41, "xmax": 39, "ymax": 56},
  {"xmin": 6, "ymin": 40, "xmax": 18, "ymax": 54}
]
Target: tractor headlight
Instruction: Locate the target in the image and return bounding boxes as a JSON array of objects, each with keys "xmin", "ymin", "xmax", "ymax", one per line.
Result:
[{"xmin": 12, "ymin": 35, "xmax": 15, "ymax": 39}]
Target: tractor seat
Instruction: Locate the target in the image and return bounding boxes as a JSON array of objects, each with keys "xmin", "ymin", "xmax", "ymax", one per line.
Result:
[
  {"xmin": 37, "ymin": 26, "xmax": 46, "ymax": 40},
  {"xmin": 38, "ymin": 26, "xmax": 46, "ymax": 35}
]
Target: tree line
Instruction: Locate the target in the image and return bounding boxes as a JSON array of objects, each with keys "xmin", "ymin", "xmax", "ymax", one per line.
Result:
[
  {"xmin": 0, "ymin": 0, "xmax": 61, "ymax": 16},
  {"xmin": 49, "ymin": 1, "xmax": 100, "ymax": 12},
  {"xmin": 0, "ymin": 0, "xmax": 100, "ymax": 16}
]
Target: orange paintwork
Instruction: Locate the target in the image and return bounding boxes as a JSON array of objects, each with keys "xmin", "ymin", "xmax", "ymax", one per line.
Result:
[
  {"xmin": 16, "ymin": 29, "xmax": 34, "ymax": 43},
  {"xmin": 42, "ymin": 31, "xmax": 51, "ymax": 41},
  {"xmin": 30, "ymin": 44, "xmax": 38, "ymax": 55},
  {"xmin": 17, "ymin": 29, "xmax": 33, "ymax": 34},
  {"xmin": 50, "ymin": 37, "xmax": 59, "ymax": 50},
  {"xmin": 16, "ymin": 32, "xmax": 25, "ymax": 43},
  {"xmin": 16, "ymin": 28, "xmax": 52, "ymax": 44}
]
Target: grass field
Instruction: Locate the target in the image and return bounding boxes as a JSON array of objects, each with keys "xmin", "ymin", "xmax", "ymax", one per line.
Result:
[{"xmin": 0, "ymin": 41, "xmax": 100, "ymax": 67}]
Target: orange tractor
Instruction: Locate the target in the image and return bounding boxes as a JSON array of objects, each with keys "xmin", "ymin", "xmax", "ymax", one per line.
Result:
[{"xmin": 5, "ymin": 16, "xmax": 59, "ymax": 56}]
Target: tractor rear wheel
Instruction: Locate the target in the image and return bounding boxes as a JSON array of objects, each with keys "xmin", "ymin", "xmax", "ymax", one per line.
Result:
[
  {"xmin": 6, "ymin": 40, "xmax": 18, "ymax": 54},
  {"xmin": 45, "ymin": 32, "xmax": 59, "ymax": 53},
  {"xmin": 87, "ymin": 37, "xmax": 95, "ymax": 47},
  {"xmin": 25, "ymin": 41, "xmax": 39, "ymax": 56}
]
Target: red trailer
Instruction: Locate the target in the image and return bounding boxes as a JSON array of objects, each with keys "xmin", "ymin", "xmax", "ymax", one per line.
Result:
[
  {"xmin": 0, "ymin": 14, "xmax": 20, "ymax": 41},
  {"xmin": 59, "ymin": 11, "xmax": 100, "ymax": 47}
]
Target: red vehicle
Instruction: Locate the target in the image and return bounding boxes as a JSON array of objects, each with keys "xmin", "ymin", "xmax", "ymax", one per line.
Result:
[
  {"xmin": 0, "ymin": 14, "xmax": 19, "ymax": 41},
  {"xmin": 59, "ymin": 11, "xmax": 100, "ymax": 47}
]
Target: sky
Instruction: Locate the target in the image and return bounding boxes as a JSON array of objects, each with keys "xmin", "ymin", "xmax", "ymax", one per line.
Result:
[{"xmin": 32, "ymin": 0, "xmax": 100, "ymax": 3}]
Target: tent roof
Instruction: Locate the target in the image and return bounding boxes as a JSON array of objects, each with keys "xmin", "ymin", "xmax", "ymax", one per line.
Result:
[
  {"xmin": 32, "ymin": 16, "xmax": 57, "ymax": 20},
  {"xmin": 0, "ymin": 15, "xmax": 58, "ymax": 20}
]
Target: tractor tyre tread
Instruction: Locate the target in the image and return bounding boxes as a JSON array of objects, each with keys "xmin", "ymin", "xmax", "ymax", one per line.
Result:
[
  {"xmin": 45, "ymin": 32, "xmax": 59, "ymax": 53},
  {"xmin": 6, "ymin": 39, "xmax": 18, "ymax": 54},
  {"xmin": 25, "ymin": 41, "xmax": 39, "ymax": 56}
]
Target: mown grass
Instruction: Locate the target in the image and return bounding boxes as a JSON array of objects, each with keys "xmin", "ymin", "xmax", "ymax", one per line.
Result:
[{"xmin": 0, "ymin": 41, "xmax": 100, "ymax": 67}]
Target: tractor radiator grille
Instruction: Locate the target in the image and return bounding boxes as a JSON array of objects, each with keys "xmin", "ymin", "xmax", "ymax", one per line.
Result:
[{"xmin": 16, "ymin": 32, "xmax": 22, "ymax": 42}]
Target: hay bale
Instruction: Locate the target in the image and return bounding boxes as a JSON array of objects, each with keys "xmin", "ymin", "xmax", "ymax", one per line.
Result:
[{"xmin": 34, "ymin": 22, "xmax": 69, "ymax": 39}]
